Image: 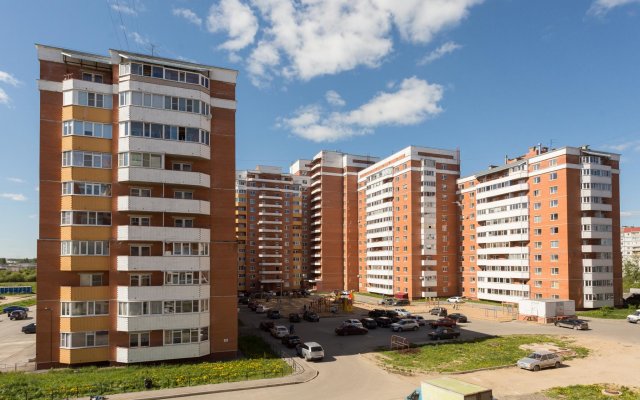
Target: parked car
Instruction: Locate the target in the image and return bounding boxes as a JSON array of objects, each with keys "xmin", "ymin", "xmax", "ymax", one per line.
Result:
[
  {"xmin": 256, "ymin": 304, "xmax": 269, "ymax": 313},
  {"xmin": 343, "ymin": 319, "xmax": 364, "ymax": 327},
  {"xmin": 555, "ymin": 318, "xmax": 589, "ymax": 330},
  {"xmin": 379, "ymin": 298, "xmax": 394, "ymax": 306},
  {"xmin": 267, "ymin": 309, "xmax": 281, "ymax": 319},
  {"xmin": 2, "ymin": 305, "xmax": 28, "ymax": 314},
  {"xmin": 9, "ymin": 310, "xmax": 27, "ymax": 320},
  {"xmin": 384, "ymin": 310, "xmax": 399, "ymax": 319},
  {"xmin": 447, "ymin": 296, "xmax": 465, "ymax": 303},
  {"xmin": 270, "ymin": 325, "xmax": 289, "ymax": 338},
  {"xmin": 428, "ymin": 327, "xmax": 460, "ymax": 340},
  {"xmin": 517, "ymin": 351, "xmax": 562, "ymax": 371},
  {"xmin": 394, "ymin": 308, "xmax": 412, "ymax": 317},
  {"xmin": 393, "ymin": 299, "xmax": 411, "ymax": 306},
  {"xmin": 627, "ymin": 310, "xmax": 640, "ymax": 323},
  {"xmin": 296, "ymin": 342, "xmax": 324, "ymax": 361},
  {"xmin": 408, "ymin": 315, "xmax": 427, "ymax": 326},
  {"xmin": 360, "ymin": 318, "xmax": 378, "ymax": 329},
  {"xmin": 448, "ymin": 313, "xmax": 468, "ymax": 323},
  {"xmin": 248, "ymin": 301, "xmax": 258, "ymax": 311},
  {"xmin": 391, "ymin": 319, "xmax": 420, "ymax": 332},
  {"xmin": 21, "ymin": 323, "xmax": 36, "ymax": 334},
  {"xmin": 238, "ymin": 297, "xmax": 250, "ymax": 305},
  {"xmin": 335, "ymin": 324, "xmax": 368, "ymax": 336},
  {"xmin": 624, "ymin": 294, "xmax": 640, "ymax": 307},
  {"xmin": 259, "ymin": 321, "xmax": 275, "ymax": 332},
  {"xmin": 289, "ymin": 313, "xmax": 301, "ymax": 323},
  {"xmin": 429, "ymin": 307, "xmax": 447, "ymax": 317},
  {"xmin": 281, "ymin": 334, "xmax": 302, "ymax": 348},
  {"xmin": 303, "ymin": 311, "xmax": 320, "ymax": 322},
  {"xmin": 429, "ymin": 318, "xmax": 457, "ymax": 329},
  {"xmin": 368, "ymin": 309, "xmax": 387, "ymax": 318},
  {"xmin": 375, "ymin": 316, "xmax": 392, "ymax": 328}
]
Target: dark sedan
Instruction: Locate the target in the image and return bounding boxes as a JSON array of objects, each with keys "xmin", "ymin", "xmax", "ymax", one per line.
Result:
[
  {"xmin": 303, "ymin": 311, "xmax": 320, "ymax": 322},
  {"xmin": 289, "ymin": 313, "xmax": 301, "ymax": 323},
  {"xmin": 2, "ymin": 305, "xmax": 28, "ymax": 314},
  {"xmin": 428, "ymin": 327, "xmax": 460, "ymax": 340},
  {"xmin": 259, "ymin": 321, "xmax": 275, "ymax": 332},
  {"xmin": 555, "ymin": 318, "xmax": 589, "ymax": 330},
  {"xmin": 429, "ymin": 318, "xmax": 457, "ymax": 329},
  {"xmin": 360, "ymin": 318, "xmax": 377, "ymax": 329},
  {"xmin": 375, "ymin": 316, "xmax": 392, "ymax": 327},
  {"xmin": 21, "ymin": 323, "xmax": 36, "ymax": 334},
  {"xmin": 368, "ymin": 309, "xmax": 387, "ymax": 318},
  {"xmin": 448, "ymin": 313, "xmax": 468, "ymax": 323},
  {"xmin": 335, "ymin": 324, "xmax": 368, "ymax": 336},
  {"xmin": 281, "ymin": 334, "xmax": 303, "ymax": 348}
]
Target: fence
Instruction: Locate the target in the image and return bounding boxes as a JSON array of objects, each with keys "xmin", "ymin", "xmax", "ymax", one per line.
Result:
[{"xmin": 0, "ymin": 362, "xmax": 35, "ymax": 373}]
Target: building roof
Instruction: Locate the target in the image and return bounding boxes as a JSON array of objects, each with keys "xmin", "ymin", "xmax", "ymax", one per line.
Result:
[{"xmin": 623, "ymin": 226, "xmax": 640, "ymax": 233}]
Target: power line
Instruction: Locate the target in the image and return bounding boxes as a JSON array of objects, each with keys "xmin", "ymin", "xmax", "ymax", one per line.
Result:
[
  {"xmin": 105, "ymin": 0, "xmax": 123, "ymax": 49},
  {"xmin": 114, "ymin": 0, "xmax": 130, "ymax": 50}
]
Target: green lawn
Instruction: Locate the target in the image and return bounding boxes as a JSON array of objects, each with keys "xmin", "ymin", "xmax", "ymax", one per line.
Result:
[
  {"xmin": 545, "ymin": 384, "xmax": 640, "ymax": 400},
  {"xmin": 1, "ymin": 297, "xmax": 36, "ymax": 309},
  {"xmin": 0, "ymin": 335, "xmax": 291, "ymax": 400},
  {"xmin": 379, "ymin": 335, "xmax": 588, "ymax": 374},
  {"xmin": 577, "ymin": 306, "xmax": 637, "ymax": 320}
]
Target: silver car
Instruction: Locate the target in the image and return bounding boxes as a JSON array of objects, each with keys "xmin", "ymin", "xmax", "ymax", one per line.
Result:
[
  {"xmin": 390, "ymin": 319, "xmax": 420, "ymax": 332},
  {"xmin": 517, "ymin": 351, "xmax": 562, "ymax": 371}
]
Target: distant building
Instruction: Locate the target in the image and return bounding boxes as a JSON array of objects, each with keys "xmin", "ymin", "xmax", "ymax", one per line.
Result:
[{"xmin": 622, "ymin": 226, "xmax": 640, "ymax": 260}]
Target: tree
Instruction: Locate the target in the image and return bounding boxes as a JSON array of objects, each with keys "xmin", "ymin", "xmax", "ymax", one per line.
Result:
[
  {"xmin": 623, "ymin": 256, "xmax": 640, "ymax": 292},
  {"xmin": 0, "ymin": 258, "xmax": 6, "ymax": 265}
]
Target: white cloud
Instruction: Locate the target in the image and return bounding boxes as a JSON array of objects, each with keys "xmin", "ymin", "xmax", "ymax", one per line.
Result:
[
  {"xmin": 28, "ymin": 214, "xmax": 37, "ymax": 219},
  {"xmin": 173, "ymin": 8, "xmax": 203, "ymax": 27},
  {"xmin": 111, "ymin": 2, "xmax": 137, "ymax": 15},
  {"xmin": 207, "ymin": 0, "xmax": 258, "ymax": 51},
  {"xmin": 0, "ymin": 193, "xmax": 27, "ymax": 201},
  {"xmin": 0, "ymin": 71, "xmax": 20, "ymax": 87},
  {"xmin": 35, "ymin": 186, "xmax": 39, "ymax": 192},
  {"xmin": 325, "ymin": 90, "xmax": 346, "ymax": 107},
  {"xmin": 129, "ymin": 31, "xmax": 150, "ymax": 47},
  {"xmin": 0, "ymin": 88, "xmax": 9, "ymax": 105},
  {"xmin": 205, "ymin": 0, "xmax": 481, "ymax": 85},
  {"xmin": 418, "ymin": 41, "xmax": 462, "ymax": 65},
  {"xmin": 621, "ymin": 210, "xmax": 640, "ymax": 218},
  {"xmin": 7, "ymin": 177, "xmax": 25, "ymax": 183},
  {"xmin": 605, "ymin": 139, "xmax": 640, "ymax": 152},
  {"xmin": 281, "ymin": 76, "xmax": 443, "ymax": 142},
  {"xmin": 588, "ymin": 0, "xmax": 640, "ymax": 16}
]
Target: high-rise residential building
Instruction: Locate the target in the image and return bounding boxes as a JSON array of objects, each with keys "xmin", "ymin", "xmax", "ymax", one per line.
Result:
[
  {"xmin": 292, "ymin": 151, "xmax": 379, "ymax": 292},
  {"xmin": 457, "ymin": 145, "xmax": 622, "ymax": 309},
  {"xmin": 357, "ymin": 146, "xmax": 461, "ymax": 299},
  {"xmin": 622, "ymin": 227, "xmax": 640, "ymax": 261},
  {"xmin": 36, "ymin": 44, "xmax": 238, "ymax": 368},
  {"xmin": 235, "ymin": 166, "xmax": 311, "ymax": 293}
]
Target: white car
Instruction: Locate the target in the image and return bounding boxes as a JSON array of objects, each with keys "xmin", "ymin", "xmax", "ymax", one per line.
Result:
[
  {"xmin": 447, "ymin": 296, "xmax": 465, "ymax": 303},
  {"xmin": 394, "ymin": 308, "xmax": 412, "ymax": 317},
  {"xmin": 343, "ymin": 319, "xmax": 364, "ymax": 328},
  {"xmin": 297, "ymin": 341, "xmax": 324, "ymax": 361},
  {"xmin": 270, "ymin": 325, "xmax": 289, "ymax": 338},
  {"xmin": 627, "ymin": 310, "xmax": 640, "ymax": 323},
  {"xmin": 256, "ymin": 304, "xmax": 269, "ymax": 313},
  {"xmin": 390, "ymin": 319, "xmax": 420, "ymax": 332}
]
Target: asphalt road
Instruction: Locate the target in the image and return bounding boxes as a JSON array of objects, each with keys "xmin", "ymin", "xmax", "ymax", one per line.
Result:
[{"xmin": 0, "ymin": 306, "xmax": 36, "ymax": 367}]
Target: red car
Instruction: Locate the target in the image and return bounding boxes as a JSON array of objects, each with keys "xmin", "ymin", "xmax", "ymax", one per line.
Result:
[{"xmin": 428, "ymin": 318, "xmax": 457, "ymax": 329}]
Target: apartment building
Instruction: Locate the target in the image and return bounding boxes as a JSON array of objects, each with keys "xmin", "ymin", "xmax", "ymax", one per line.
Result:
[
  {"xmin": 235, "ymin": 166, "xmax": 311, "ymax": 293},
  {"xmin": 458, "ymin": 145, "xmax": 621, "ymax": 309},
  {"xmin": 291, "ymin": 151, "xmax": 379, "ymax": 292},
  {"xmin": 36, "ymin": 44, "xmax": 238, "ymax": 368},
  {"xmin": 357, "ymin": 146, "xmax": 461, "ymax": 299},
  {"xmin": 622, "ymin": 226, "xmax": 640, "ymax": 260}
]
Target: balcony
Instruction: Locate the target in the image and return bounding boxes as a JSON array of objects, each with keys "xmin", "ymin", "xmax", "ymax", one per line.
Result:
[
  {"xmin": 259, "ymin": 194, "xmax": 280, "ymax": 200},
  {"xmin": 476, "ymin": 282, "xmax": 529, "ymax": 292},
  {"xmin": 257, "ymin": 220, "xmax": 282, "ymax": 225},
  {"xmin": 118, "ymin": 196, "xmax": 210, "ymax": 215},
  {"xmin": 117, "ymin": 226, "xmax": 210, "ymax": 242},
  {"xmin": 258, "ymin": 237, "xmax": 282, "ymax": 241},
  {"xmin": 421, "ymin": 291, "xmax": 438, "ymax": 298},
  {"xmin": 116, "ymin": 342, "xmax": 210, "ymax": 363},
  {"xmin": 259, "ymin": 211, "xmax": 282, "ymax": 217},
  {"xmin": 260, "ymin": 278, "xmax": 284, "ymax": 284},
  {"xmin": 258, "ymin": 228, "xmax": 281, "ymax": 233},
  {"xmin": 259, "ymin": 270, "xmax": 283, "ymax": 274},
  {"xmin": 60, "ymin": 256, "xmax": 110, "ymax": 272},
  {"xmin": 583, "ymin": 299, "xmax": 613, "ymax": 309},
  {"xmin": 258, "ymin": 245, "xmax": 283, "ymax": 250},
  {"xmin": 421, "ymin": 260, "xmax": 437, "ymax": 267},
  {"xmin": 477, "ymin": 292, "xmax": 528, "ymax": 303},
  {"xmin": 477, "ymin": 258, "xmax": 529, "ymax": 267},
  {"xmin": 581, "ymin": 203, "xmax": 612, "ymax": 212},
  {"xmin": 117, "ymin": 312, "xmax": 209, "ymax": 332},
  {"xmin": 582, "ymin": 259, "xmax": 613, "ymax": 268},
  {"xmin": 60, "ymin": 347, "xmax": 110, "ymax": 364},
  {"xmin": 117, "ymin": 285, "xmax": 210, "ymax": 302},
  {"xmin": 478, "ymin": 270, "xmax": 529, "ymax": 280},
  {"xmin": 581, "ymin": 230, "xmax": 613, "ymax": 240},
  {"xmin": 117, "ymin": 256, "xmax": 209, "ymax": 271},
  {"xmin": 118, "ymin": 168, "xmax": 210, "ymax": 187},
  {"xmin": 60, "ymin": 286, "xmax": 109, "ymax": 301},
  {"xmin": 260, "ymin": 262, "xmax": 282, "ymax": 266},
  {"xmin": 421, "ymin": 270, "xmax": 437, "ymax": 279},
  {"xmin": 582, "ymin": 245, "xmax": 612, "ymax": 253},
  {"xmin": 259, "ymin": 203, "xmax": 282, "ymax": 208},
  {"xmin": 119, "ymin": 136, "xmax": 210, "ymax": 160},
  {"xmin": 258, "ymin": 253, "xmax": 282, "ymax": 258}
]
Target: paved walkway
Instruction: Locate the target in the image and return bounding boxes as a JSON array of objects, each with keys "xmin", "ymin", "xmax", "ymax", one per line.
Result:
[{"xmin": 86, "ymin": 360, "xmax": 318, "ymax": 400}]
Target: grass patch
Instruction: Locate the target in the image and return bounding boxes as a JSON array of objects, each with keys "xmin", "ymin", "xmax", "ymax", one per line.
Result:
[
  {"xmin": 238, "ymin": 335, "xmax": 279, "ymax": 359},
  {"xmin": 355, "ymin": 292, "xmax": 385, "ymax": 299},
  {"xmin": 1, "ymin": 297, "xmax": 36, "ymax": 309},
  {"xmin": 0, "ymin": 336, "xmax": 290, "ymax": 400},
  {"xmin": 545, "ymin": 384, "xmax": 640, "ymax": 400},
  {"xmin": 577, "ymin": 306, "xmax": 637, "ymax": 320},
  {"xmin": 378, "ymin": 335, "xmax": 588, "ymax": 374}
]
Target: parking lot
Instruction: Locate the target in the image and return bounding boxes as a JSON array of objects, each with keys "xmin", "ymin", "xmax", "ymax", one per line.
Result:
[{"xmin": 0, "ymin": 306, "xmax": 36, "ymax": 369}]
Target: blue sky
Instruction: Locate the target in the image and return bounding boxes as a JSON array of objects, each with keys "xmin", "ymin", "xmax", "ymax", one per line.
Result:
[{"xmin": 0, "ymin": 0, "xmax": 639, "ymax": 257}]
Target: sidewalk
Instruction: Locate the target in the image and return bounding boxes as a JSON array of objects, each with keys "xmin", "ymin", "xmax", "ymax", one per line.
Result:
[{"xmin": 82, "ymin": 360, "xmax": 318, "ymax": 400}]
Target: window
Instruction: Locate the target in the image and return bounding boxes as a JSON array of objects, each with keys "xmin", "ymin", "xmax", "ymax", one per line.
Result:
[
  {"xmin": 129, "ymin": 332, "xmax": 150, "ymax": 348},
  {"xmin": 61, "ymin": 241, "xmax": 109, "ymax": 256},
  {"xmin": 130, "ymin": 188, "xmax": 151, "ymax": 197},
  {"xmin": 130, "ymin": 216, "xmax": 151, "ymax": 226},
  {"xmin": 551, "ymin": 268, "xmax": 560, "ymax": 275},
  {"xmin": 171, "ymin": 242, "xmax": 209, "ymax": 256},
  {"xmin": 174, "ymin": 218, "xmax": 194, "ymax": 228},
  {"xmin": 63, "ymin": 121, "xmax": 112, "ymax": 139},
  {"xmin": 550, "ymin": 186, "xmax": 558, "ymax": 194},
  {"xmin": 533, "ymin": 190, "xmax": 540, "ymax": 197},
  {"xmin": 549, "ymin": 172, "xmax": 557, "ymax": 181},
  {"xmin": 62, "ymin": 182, "xmax": 111, "ymax": 196},
  {"xmin": 174, "ymin": 190, "xmax": 194, "ymax": 200},
  {"xmin": 533, "ymin": 176, "xmax": 541, "ymax": 184},
  {"xmin": 60, "ymin": 331, "xmax": 108, "ymax": 348},
  {"xmin": 550, "ymin": 227, "xmax": 559, "ymax": 234},
  {"xmin": 164, "ymin": 327, "xmax": 209, "ymax": 345},
  {"xmin": 549, "ymin": 158, "xmax": 557, "ymax": 167},
  {"xmin": 534, "ymin": 267, "xmax": 542, "ymax": 275},
  {"xmin": 534, "ymin": 241, "xmax": 542, "ymax": 249},
  {"xmin": 118, "ymin": 152, "xmax": 163, "ymax": 168},
  {"xmin": 130, "ymin": 245, "xmax": 151, "ymax": 257},
  {"xmin": 125, "ymin": 62, "xmax": 209, "ymax": 88},
  {"xmin": 172, "ymin": 162, "xmax": 192, "ymax": 171},
  {"xmin": 550, "ymin": 240, "xmax": 559, "ymax": 248},
  {"xmin": 60, "ymin": 301, "xmax": 109, "ymax": 316},
  {"xmin": 122, "ymin": 90, "xmax": 210, "ymax": 117},
  {"xmin": 65, "ymin": 90, "xmax": 112, "ymax": 109},
  {"xmin": 62, "ymin": 151, "xmax": 112, "ymax": 168},
  {"xmin": 550, "ymin": 213, "xmax": 559, "ymax": 221},
  {"xmin": 118, "ymin": 301, "xmax": 162, "ymax": 316},
  {"xmin": 533, "ymin": 202, "xmax": 541, "ymax": 210},
  {"xmin": 79, "ymin": 274, "xmax": 103, "ymax": 286},
  {"xmin": 60, "ymin": 211, "xmax": 111, "ymax": 226},
  {"xmin": 82, "ymin": 72, "xmax": 103, "ymax": 83},
  {"xmin": 534, "ymin": 229, "xmax": 542, "ymax": 236},
  {"xmin": 550, "ymin": 254, "xmax": 559, "ymax": 261},
  {"xmin": 130, "ymin": 274, "xmax": 151, "ymax": 286},
  {"xmin": 550, "ymin": 199, "xmax": 558, "ymax": 208},
  {"xmin": 534, "ymin": 280, "xmax": 542, "ymax": 288},
  {"xmin": 534, "ymin": 254, "xmax": 542, "ymax": 261},
  {"xmin": 534, "ymin": 215, "xmax": 542, "ymax": 223}
]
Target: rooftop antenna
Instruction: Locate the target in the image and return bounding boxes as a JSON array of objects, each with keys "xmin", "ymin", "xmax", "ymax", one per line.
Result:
[{"xmin": 149, "ymin": 43, "xmax": 156, "ymax": 56}]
